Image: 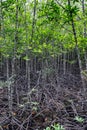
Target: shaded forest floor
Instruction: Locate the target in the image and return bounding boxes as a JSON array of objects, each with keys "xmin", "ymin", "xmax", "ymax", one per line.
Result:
[{"xmin": 0, "ymin": 71, "xmax": 87, "ymax": 130}]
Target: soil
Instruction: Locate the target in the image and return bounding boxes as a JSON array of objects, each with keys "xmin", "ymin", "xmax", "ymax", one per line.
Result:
[{"xmin": 0, "ymin": 72, "xmax": 87, "ymax": 130}]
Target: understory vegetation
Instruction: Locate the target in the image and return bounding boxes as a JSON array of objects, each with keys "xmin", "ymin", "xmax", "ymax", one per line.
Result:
[{"xmin": 0, "ymin": 0, "xmax": 87, "ymax": 130}]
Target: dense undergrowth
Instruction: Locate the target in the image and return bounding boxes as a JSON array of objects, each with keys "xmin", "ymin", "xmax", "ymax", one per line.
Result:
[{"xmin": 0, "ymin": 70, "xmax": 87, "ymax": 130}]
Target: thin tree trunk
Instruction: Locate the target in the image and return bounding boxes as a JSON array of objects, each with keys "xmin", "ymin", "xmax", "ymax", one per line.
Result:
[
  {"xmin": 68, "ymin": 0, "xmax": 86, "ymax": 90},
  {"xmin": 27, "ymin": 0, "xmax": 37, "ymax": 101},
  {"xmin": 82, "ymin": 0, "xmax": 87, "ymax": 70},
  {"xmin": 34, "ymin": 56, "xmax": 37, "ymax": 73},
  {"xmin": 57, "ymin": 55, "xmax": 60, "ymax": 73},
  {"xmin": 67, "ymin": 52, "xmax": 69, "ymax": 72},
  {"xmin": 7, "ymin": 59, "xmax": 13, "ymax": 114},
  {"xmin": 24, "ymin": 1, "xmax": 31, "ymax": 101},
  {"xmin": 11, "ymin": 0, "xmax": 19, "ymax": 106},
  {"xmin": 63, "ymin": 51, "xmax": 66, "ymax": 74},
  {"xmin": 26, "ymin": 59, "xmax": 31, "ymax": 101},
  {"xmin": 84, "ymin": 53, "xmax": 87, "ymax": 70}
]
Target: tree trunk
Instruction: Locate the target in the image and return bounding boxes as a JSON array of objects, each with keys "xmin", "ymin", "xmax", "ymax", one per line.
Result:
[
  {"xmin": 7, "ymin": 59, "xmax": 13, "ymax": 114},
  {"xmin": 82, "ymin": 0, "xmax": 87, "ymax": 71},
  {"xmin": 63, "ymin": 51, "xmax": 66, "ymax": 74},
  {"xmin": 67, "ymin": 0, "xmax": 86, "ymax": 91}
]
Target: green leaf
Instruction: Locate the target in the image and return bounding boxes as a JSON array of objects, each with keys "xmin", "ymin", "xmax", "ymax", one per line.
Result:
[{"xmin": 75, "ymin": 116, "xmax": 84, "ymax": 123}]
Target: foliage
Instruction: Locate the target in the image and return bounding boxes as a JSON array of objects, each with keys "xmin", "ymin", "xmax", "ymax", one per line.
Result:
[
  {"xmin": 0, "ymin": 0, "xmax": 87, "ymax": 60},
  {"xmin": 75, "ymin": 116, "xmax": 84, "ymax": 123},
  {"xmin": 44, "ymin": 124, "xmax": 65, "ymax": 130},
  {"xmin": 51, "ymin": 124, "xmax": 65, "ymax": 130},
  {"xmin": 45, "ymin": 127, "xmax": 50, "ymax": 130}
]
